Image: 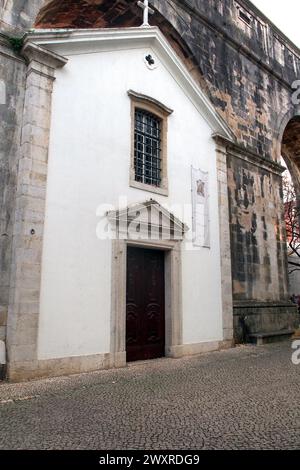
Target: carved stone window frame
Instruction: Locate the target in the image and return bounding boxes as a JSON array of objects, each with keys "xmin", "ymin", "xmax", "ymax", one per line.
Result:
[{"xmin": 128, "ymin": 90, "xmax": 173, "ymax": 197}]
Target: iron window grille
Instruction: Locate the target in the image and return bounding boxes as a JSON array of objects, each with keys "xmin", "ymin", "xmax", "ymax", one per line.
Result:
[{"xmin": 134, "ymin": 109, "xmax": 162, "ymax": 187}]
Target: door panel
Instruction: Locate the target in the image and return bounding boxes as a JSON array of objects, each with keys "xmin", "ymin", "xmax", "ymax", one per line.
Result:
[{"xmin": 126, "ymin": 247, "xmax": 165, "ymax": 362}]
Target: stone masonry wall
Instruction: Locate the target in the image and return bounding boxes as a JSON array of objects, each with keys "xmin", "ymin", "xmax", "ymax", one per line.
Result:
[
  {"xmin": 227, "ymin": 153, "xmax": 289, "ymax": 303},
  {"xmin": 152, "ymin": 0, "xmax": 300, "ymax": 161}
]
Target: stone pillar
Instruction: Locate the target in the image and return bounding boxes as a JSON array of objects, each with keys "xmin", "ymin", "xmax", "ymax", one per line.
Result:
[
  {"xmin": 213, "ymin": 134, "xmax": 234, "ymax": 345},
  {"xmin": 7, "ymin": 40, "xmax": 67, "ymax": 381},
  {"xmin": 165, "ymin": 243, "xmax": 183, "ymax": 358},
  {"xmin": 110, "ymin": 240, "xmax": 127, "ymax": 368}
]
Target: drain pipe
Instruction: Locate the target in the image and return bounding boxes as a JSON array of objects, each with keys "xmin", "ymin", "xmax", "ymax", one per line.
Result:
[{"xmin": 0, "ymin": 340, "xmax": 6, "ymax": 380}]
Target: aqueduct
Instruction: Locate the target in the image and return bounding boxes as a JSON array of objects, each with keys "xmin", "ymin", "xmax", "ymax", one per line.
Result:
[{"xmin": 1, "ymin": 0, "xmax": 300, "ymax": 371}]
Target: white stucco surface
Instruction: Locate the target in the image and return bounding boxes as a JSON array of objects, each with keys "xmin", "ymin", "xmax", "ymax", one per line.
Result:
[{"xmin": 38, "ymin": 41, "xmax": 223, "ymax": 360}]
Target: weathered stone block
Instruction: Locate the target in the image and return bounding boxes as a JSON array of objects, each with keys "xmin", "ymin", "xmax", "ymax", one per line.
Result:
[
  {"xmin": 24, "ymin": 85, "xmax": 52, "ymax": 110},
  {"xmin": 0, "ymin": 307, "xmax": 7, "ymax": 327},
  {"xmin": 21, "ymin": 143, "xmax": 49, "ymax": 162},
  {"xmin": 9, "ymin": 344, "xmax": 36, "ymax": 363},
  {"xmin": 233, "ymin": 304, "xmax": 299, "ymax": 344},
  {"xmin": 22, "ymin": 123, "xmax": 50, "ymax": 149},
  {"xmin": 0, "ymin": 326, "xmax": 6, "ymax": 341},
  {"xmin": 10, "ymin": 325, "xmax": 38, "ymax": 347}
]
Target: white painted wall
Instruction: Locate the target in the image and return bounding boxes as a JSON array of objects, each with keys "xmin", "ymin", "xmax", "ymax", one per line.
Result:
[{"xmin": 38, "ymin": 44, "xmax": 223, "ymax": 360}]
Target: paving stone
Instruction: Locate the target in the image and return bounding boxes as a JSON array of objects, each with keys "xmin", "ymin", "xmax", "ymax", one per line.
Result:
[{"xmin": 0, "ymin": 342, "xmax": 299, "ymax": 450}]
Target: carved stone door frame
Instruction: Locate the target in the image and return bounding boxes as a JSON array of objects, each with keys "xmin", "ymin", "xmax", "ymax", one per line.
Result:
[{"xmin": 110, "ymin": 239, "xmax": 183, "ymax": 368}]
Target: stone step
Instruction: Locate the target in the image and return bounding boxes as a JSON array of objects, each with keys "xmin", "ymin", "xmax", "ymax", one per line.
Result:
[{"xmin": 248, "ymin": 329, "xmax": 295, "ymax": 346}]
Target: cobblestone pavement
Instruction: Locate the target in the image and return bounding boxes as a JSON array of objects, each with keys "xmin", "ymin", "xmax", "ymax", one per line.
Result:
[{"xmin": 0, "ymin": 342, "xmax": 300, "ymax": 450}]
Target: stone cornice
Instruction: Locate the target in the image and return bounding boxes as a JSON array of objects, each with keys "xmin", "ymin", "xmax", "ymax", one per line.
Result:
[
  {"xmin": 21, "ymin": 41, "xmax": 68, "ymax": 70},
  {"xmin": 212, "ymin": 133, "xmax": 285, "ymax": 176},
  {"xmin": 233, "ymin": 301, "xmax": 295, "ymax": 310}
]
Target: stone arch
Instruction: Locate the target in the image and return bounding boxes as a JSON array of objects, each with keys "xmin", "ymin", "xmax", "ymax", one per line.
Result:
[
  {"xmin": 280, "ymin": 114, "xmax": 300, "ymax": 298},
  {"xmin": 280, "ymin": 115, "xmax": 300, "ymax": 271},
  {"xmin": 281, "ymin": 114, "xmax": 300, "ymax": 196}
]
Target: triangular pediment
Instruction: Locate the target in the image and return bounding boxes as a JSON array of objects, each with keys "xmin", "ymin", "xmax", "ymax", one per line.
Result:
[
  {"xmin": 25, "ymin": 26, "xmax": 235, "ymax": 141},
  {"xmin": 107, "ymin": 200, "xmax": 189, "ymax": 241}
]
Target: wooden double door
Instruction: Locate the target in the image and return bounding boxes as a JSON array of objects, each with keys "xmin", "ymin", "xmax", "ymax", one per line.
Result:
[{"xmin": 126, "ymin": 247, "xmax": 165, "ymax": 362}]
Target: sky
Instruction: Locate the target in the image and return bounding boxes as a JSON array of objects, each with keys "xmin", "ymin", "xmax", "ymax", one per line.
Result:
[{"xmin": 252, "ymin": 0, "xmax": 300, "ymax": 47}]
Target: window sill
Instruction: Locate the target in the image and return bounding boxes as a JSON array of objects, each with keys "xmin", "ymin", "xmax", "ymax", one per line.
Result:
[{"xmin": 130, "ymin": 180, "xmax": 168, "ymax": 197}]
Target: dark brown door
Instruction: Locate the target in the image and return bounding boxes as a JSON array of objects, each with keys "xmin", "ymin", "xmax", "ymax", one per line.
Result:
[{"xmin": 126, "ymin": 247, "xmax": 165, "ymax": 362}]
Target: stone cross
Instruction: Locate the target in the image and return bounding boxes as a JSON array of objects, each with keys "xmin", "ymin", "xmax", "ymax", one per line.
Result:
[{"xmin": 137, "ymin": 0, "xmax": 154, "ymax": 27}]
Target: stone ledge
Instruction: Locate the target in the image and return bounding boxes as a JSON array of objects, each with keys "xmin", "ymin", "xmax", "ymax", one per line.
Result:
[
  {"xmin": 233, "ymin": 303, "xmax": 297, "ymax": 313},
  {"xmin": 233, "ymin": 300, "xmax": 295, "ymax": 308},
  {"xmin": 167, "ymin": 339, "xmax": 233, "ymax": 358},
  {"xmin": 248, "ymin": 330, "xmax": 295, "ymax": 346},
  {"xmin": 233, "ymin": 303, "xmax": 299, "ymax": 344},
  {"xmin": 7, "ymin": 352, "xmax": 127, "ymax": 382},
  {"xmin": 6, "ymin": 340, "xmax": 236, "ymax": 382}
]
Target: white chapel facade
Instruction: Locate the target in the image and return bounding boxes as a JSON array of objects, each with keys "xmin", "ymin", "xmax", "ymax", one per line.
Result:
[{"xmin": 6, "ymin": 20, "xmax": 235, "ymax": 380}]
